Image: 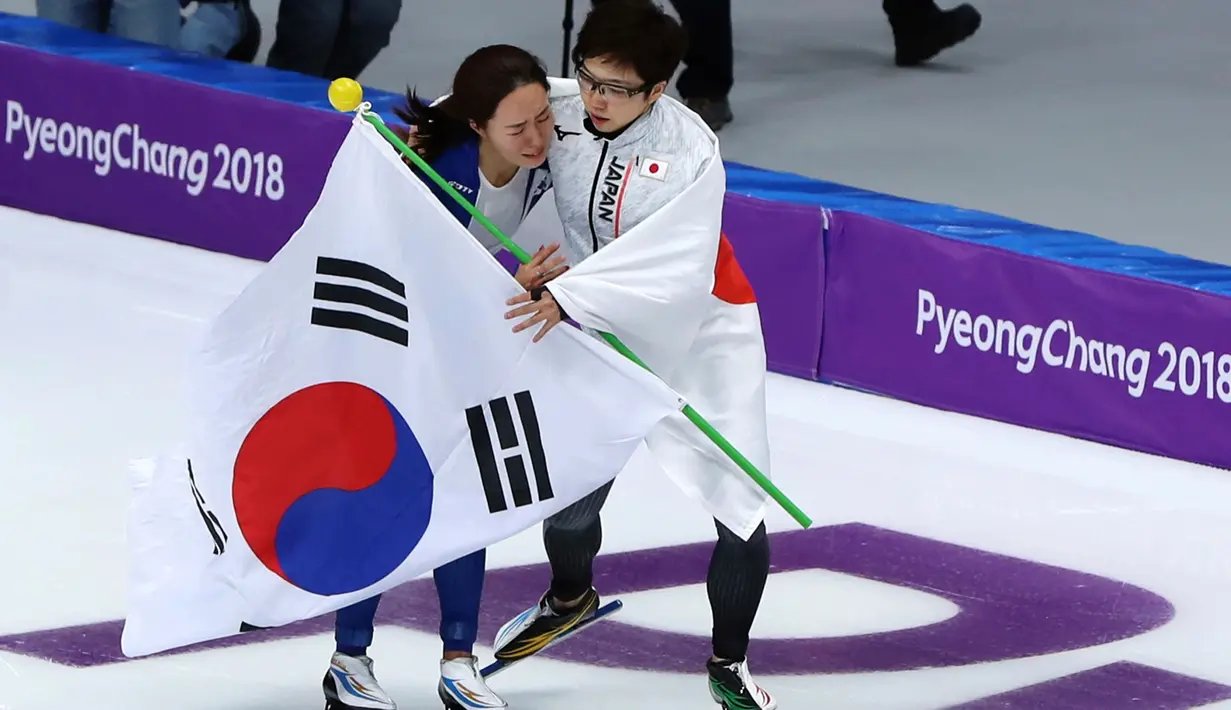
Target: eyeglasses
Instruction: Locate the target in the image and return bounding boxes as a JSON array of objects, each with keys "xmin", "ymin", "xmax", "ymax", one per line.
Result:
[{"xmin": 575, "ymin": 65, "xmax": 651, "ymax": 101}]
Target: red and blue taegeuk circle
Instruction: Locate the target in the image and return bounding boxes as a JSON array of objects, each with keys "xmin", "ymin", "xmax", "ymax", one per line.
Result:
[{"xmin": 232, "ymin": 381, "xmax": 434, "ymax": 596}]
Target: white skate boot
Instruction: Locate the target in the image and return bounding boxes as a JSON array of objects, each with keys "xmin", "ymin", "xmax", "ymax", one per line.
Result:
[
  {"xmin": 323, "ymin": 652, "xmax": 397, "ymax": 710},
  {"xmin": 707, "ymin": 657, "xmax": 777, "ymax": 710},
  {"xmin": 437, "ymin": 655, "xmax": 508, "ymax": 709}
]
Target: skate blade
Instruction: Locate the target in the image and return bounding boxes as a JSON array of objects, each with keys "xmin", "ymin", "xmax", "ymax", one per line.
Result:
[{"xmin": 479, "ymin": 599, "xmax": 623, "ymax": 680}]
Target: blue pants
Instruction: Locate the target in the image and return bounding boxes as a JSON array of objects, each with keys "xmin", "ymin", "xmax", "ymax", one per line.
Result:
[
  {"xmin": 179, "ymin": 0, "xmax": 244, "ymax": 58},
  {"xmin": 36, "ymin": 0, "xmax": 181, "ymax": 47},
  {"xmin": 335, "ymin": 549, "xmax": 486, "ymax": 655}
]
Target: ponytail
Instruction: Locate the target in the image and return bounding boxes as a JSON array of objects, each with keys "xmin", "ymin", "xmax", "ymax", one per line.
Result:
[
  {"xmin": 391, "ymin": 45, "xmax": 549, "ymax": 165},
  {"xmin": 391, "ymin": 88, "xmax": 475, "ymax": 165}
]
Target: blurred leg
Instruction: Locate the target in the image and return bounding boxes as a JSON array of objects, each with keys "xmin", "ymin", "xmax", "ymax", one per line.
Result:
[
  {"xmin": 180, "ymin": 0, "xmax": 244, "ymax": 57},
  {"xmin": 35, "ymin": 0, "xmax": 108, "ymax": 33},
  {"xmin": 666, "ymin": 0, "xmax": 734, "ymax": 129},
  {"xmin": 322, "ymin": 0, "xmax": 403, "ymax": 80},
  {"xmin": 109, "ymin": 0, "xmax": 182, "ymax": 47},
  {"xmin": 667, "ymin": 0, "xmax": 734, "ymax": 101},
  {"xmin": 265, "ymin": 0, "xmax": 346, "ymax": 77}
]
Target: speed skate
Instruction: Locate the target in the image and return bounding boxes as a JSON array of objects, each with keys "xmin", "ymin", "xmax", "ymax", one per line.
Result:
[{"xmin": 480, "ymin": 599, "xmax": 624, "ymax": 680}]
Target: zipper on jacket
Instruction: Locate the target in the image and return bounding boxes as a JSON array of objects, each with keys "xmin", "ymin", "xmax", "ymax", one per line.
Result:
[{"xmin": 587, "ymin": 141, "xmax": 609, "ymax": 253}]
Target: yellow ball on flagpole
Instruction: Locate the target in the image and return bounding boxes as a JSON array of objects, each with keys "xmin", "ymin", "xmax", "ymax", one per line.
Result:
[{"xmin": 328, "ymin": 78, "xmax": 364, "ymax": 112}]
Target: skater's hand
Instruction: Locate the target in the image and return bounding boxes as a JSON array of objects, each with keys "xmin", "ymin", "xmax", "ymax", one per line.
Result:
[
  {"xmin": 506, "ymin": 289, "xmax": 564, "ymax": 343},
  {"xmin": 515, "ymin": 243, "xmax": 569, "ymax": 291}
]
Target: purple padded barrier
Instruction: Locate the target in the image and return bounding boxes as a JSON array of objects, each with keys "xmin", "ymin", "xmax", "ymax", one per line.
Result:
[
  {"xmin": 722, "ymin": 193, "xmax": 825, "ymax": 379},
  {"xmin": 0, "ymin": 42, "xmax": 349, "ymax": 261},
  {"xmin": 820, "ymin": 211, "xmax": 1231, "ymax": 471}
]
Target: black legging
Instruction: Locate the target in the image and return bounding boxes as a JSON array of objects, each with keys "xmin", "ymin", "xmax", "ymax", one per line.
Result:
[{"xmin": 543, "ymin": 480, "xmax": 770, "ymax": 661}]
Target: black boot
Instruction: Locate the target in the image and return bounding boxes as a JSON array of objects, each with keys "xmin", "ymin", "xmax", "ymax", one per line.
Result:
[
  {"xmin": 883, "ymin": 0, "xmax": 981, "ymax": 67},
  {"xmin": 684, "ymin": 97, "xmax": 734, "ymax": 132},
  {"xmin": 492, "ymin": 588, "xmax": 600, "ymax": 662}
]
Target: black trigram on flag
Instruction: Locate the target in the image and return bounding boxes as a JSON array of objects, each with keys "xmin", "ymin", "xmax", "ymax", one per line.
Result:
[
  {"xmin": 187, "ymin": 459, "xmax": 228, "ymax": 555},
  {"xmin": 466, "ymin": 391, "xmax": 554, "ymax": 514},
  {"xmin": 310, "ymin": 256, "xmax": 408, "ymax": 346}
]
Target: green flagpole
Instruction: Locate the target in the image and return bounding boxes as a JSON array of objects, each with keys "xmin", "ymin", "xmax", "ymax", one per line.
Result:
[{"xmin": 328, "ymin": 80, "xmax": 811, "ymax": 530}]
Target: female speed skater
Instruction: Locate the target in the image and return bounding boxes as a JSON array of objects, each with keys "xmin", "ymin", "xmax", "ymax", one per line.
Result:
[{"xmin": 323, "ymin": 44, "xmax": 566, "ymax": 710}]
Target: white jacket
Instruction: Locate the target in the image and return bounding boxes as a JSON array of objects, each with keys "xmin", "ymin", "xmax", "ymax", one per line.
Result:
[{"xmin": 541, "ymin": 78, "xmax": 772, "ymax": 539}]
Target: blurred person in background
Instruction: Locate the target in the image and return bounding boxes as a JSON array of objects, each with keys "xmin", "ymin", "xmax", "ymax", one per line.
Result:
[
  {"xmin": 36, "ymin": 0, "xmax": 261, "ymax": 61},
  {"xmin": 178, "ymin": 0, "xmax": 260, "ymax": 62},
  {"xmin": 265, "ymin": 0, "xmax": 403, "ymax": 80},
  {"xmin": 591, "ymin": 0, "xmax": 981, "ymax": 131},
  {"xmin": 36, "ymin": 0, "xmax": 181, "ymax": 47}
]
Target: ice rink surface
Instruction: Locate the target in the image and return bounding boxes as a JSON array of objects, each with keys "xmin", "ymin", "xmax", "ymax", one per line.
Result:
[{"xmin": 4, "ymin": 206, "xmax": 1231, "ymax": 708}]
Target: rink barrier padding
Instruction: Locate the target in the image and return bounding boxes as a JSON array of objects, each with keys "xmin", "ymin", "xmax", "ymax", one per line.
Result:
[{"xmin": 3, "ymin": 11, "xmax": 1229, "ymax": 471}]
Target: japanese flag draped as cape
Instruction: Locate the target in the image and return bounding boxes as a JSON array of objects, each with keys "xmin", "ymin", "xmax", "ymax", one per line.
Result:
[
  {"xmin": 542, "ymin": 79, "xmax": 773, "ymax": 541},
  {"xmin": 119, "ymin": 114, "xmax": 683, "ymax": 658}
]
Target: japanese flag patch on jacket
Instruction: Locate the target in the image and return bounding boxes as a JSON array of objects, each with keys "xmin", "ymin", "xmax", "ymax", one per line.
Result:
[{"xmin": 638, "ymin": 156, "xmax": 669, "ymax": 181}]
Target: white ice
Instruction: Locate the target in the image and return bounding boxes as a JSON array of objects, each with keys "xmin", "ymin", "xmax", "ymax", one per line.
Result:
[{"xmin": 4, "ymin": 206, "xmax": 1231, "ymax": 709}]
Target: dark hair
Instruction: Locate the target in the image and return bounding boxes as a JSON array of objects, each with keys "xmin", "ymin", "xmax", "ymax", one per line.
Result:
[
  {"xmin": 393, "ymin": 44, "xmax": 548, "ymax": 164},
  {"xmin": 571, "ymin": 0, "xmax": 687, "ymax": 87}
]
